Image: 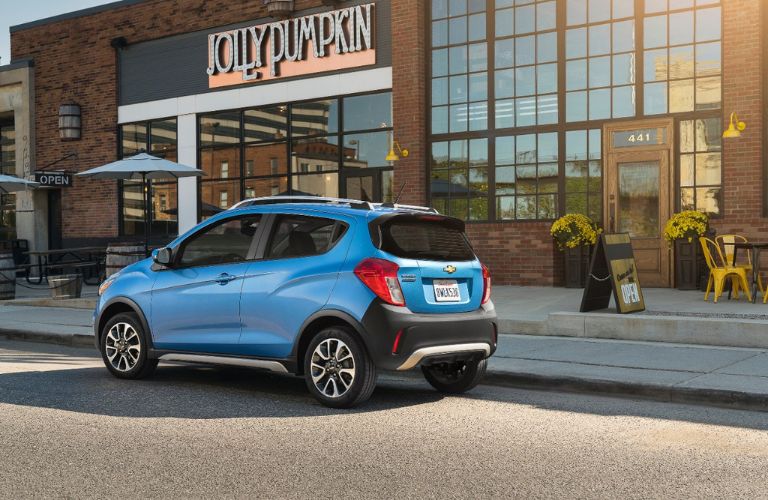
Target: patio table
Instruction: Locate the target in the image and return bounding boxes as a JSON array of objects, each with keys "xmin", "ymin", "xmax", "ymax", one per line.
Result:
[
  {"xmin": 24, "ymin": 246, "xmax": 105, "ymax": 285},
  {"xmin": 731, "ymin": 242, "xmax": 768, "ymax": 304}
]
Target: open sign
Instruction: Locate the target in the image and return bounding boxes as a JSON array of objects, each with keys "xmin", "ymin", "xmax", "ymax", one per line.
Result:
[{"xmin": 34, "ymin": 172, "xmax": 72, "ymax": 187}]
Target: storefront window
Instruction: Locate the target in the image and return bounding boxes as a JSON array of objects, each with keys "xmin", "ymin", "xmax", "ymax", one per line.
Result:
[
  {"xmin": 643, "ymin": 2, "xmax": 721, "ymax": 115},
  {"xmin": 118, "ymin": 118, "xmax": 178, "ymax": 237},
  {"xmin": 679, "ymin": 117, "xmax": 721, "ymax": 215},
  {"xmin": 198, "ymin": 91, "xmax": 392, "ymax": 210},
  {"xmin": 565, "ymin": 128, "xmax": 602, "ymax": 221},
  {"xmin": 495, "ymin": 132, "xmax": 559, "ymax": 220},
  {"xmin": 431, "ymin": 138, "xmax": 489, "ymax": 220},
  {"xmin": 431, "ymin": 0, "xmax": 488, "ymax": 133},
  {"xmin": 0, "ymin": 120, "xmax": 16, "ymax": 240},
  {"xmin": 565, "ymin": 0, "xmax": 635, "ymax": 121},
  {"xmin": 429, "ymin": 0, "xmax": 720, "ymax": 222}
]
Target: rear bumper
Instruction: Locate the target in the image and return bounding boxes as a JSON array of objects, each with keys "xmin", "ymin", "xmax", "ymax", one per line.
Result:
[{"xmin": 359, "ymin": 300, "xmax": 497, "ymax": 371}]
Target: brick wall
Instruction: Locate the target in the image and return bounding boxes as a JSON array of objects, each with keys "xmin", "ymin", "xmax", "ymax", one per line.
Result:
[
  {"xmin": 10, "ymin": 0, "xmax": 332, "ymax": 243},
  {"xmin": 391, "ymin": 0, "xmax": 427, "ymax": 206},
  {"xmin": 466, "ymin": 223, "xmax": 560, "ymax": 286},
  {"xmin": 713, "ymin": 0, "xmax": 766, "ymax": 240}
]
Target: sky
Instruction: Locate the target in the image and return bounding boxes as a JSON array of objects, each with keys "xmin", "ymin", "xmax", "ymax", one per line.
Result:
[{"xmin": 0, "ymin": 0, "xmax": 116, "ymax": 65}]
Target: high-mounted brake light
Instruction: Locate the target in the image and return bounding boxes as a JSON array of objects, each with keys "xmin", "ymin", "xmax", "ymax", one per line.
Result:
[
  {"xmin": 354, "ymin": 258, "xmax": 406, "ymax": 306},
  {"xmin": 481, "ymin": 263, "xmax": 491, "ymax": 304}
]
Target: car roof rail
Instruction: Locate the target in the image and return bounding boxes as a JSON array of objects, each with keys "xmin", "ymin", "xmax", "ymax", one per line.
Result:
[
  {"xmin": 230, "ymin": 196, "xmax": 374, "ymax": 210},
  {"xmin": 376, "ymin": 202, "xmax": 440, "ymax": 214}
]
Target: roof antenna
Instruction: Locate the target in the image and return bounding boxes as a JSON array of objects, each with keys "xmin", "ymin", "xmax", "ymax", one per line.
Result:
[
  {"xmin": 383, "ymin": 181, "xmax": 407, "ymax": 207},
  {"xmin": 393, "ymin": 181, "xmax": 407, "ymax": 204}
]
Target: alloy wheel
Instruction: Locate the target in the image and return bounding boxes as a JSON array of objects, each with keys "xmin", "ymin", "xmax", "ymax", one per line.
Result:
[
  {"xmin": 310, "ymin": 338, "xmax": 356, "ymax": 398},
  {"xmin": 105, "ymin": 322, "xmax": 142, "ymax": 372}
]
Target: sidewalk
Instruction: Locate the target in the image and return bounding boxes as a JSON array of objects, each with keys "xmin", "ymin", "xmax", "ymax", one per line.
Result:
[
  {"xmin": 495, "ymin": 286, "xmax": 768, "ymax": 349},
  {"xmin": 490, "ymin": 334, "xmax": 768, "ymax": 411},
  {"xmin": 1, "ymin": 299, "xmax": 767, "ymax": 410}
]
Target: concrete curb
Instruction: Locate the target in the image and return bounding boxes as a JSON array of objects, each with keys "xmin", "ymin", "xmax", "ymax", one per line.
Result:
[
  {"xmin": 2, "ymin": 328, "xmax": 766, "ymax": 412},
  {"xmin": 0, "ymin": 329, "xmax": 95, "ymax": 348},
  {"xmin": 3, "ymin": 298, "xmax": 97, "ymax": 310},
  {"xmin": 499, "ymin": 312, "xmax": 768, "ymax": 350},
  {"xmin": 482, "ymin": 370, "xmax": 768, "ymax": 413}
]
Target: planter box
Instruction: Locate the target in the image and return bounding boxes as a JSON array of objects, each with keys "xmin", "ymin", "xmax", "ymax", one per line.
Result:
[
  {"xmin": 675, "ymin": 239, "xmax": 703, "ymax": 290},
  {"xmin": 49, "ymin": 274, "xmax": 82, "ymax": 299},
  {"xmin": 564, "ymin": 245, "xmax": 591, "ymax": 288}
]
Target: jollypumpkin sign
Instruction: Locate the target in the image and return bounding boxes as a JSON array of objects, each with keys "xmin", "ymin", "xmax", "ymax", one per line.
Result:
[
  {"xmin": 206, "ymin": 3, "xmax": 375, "ymax": 88},
  {"xmin": 580, "ymin": 233, "xmax": 645, "ymax": 314}
]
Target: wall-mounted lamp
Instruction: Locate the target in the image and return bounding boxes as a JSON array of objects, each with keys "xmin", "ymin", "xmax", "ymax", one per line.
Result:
[
  {"xmin": 263, "ymin": 0, "xmax": 294, "ymax": 19},
  {"xmin": 385, "ymin": 132, "xmax": 409, "ymax": 162},
  {"xmin": 723, "ymin": 112, "xmax": 746, "ymax": 139},
  {"xmin": 59, "ymin": 103, "xmax": 82, "ymax": 141}
]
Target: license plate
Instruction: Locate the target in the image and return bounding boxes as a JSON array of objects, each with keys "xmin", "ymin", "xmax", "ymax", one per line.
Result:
[{"xmin": 433, "ymin": 279, "xmax": 460, "ymax": 302}]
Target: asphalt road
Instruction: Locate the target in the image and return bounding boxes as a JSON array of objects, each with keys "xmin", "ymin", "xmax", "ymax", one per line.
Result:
[{"xmin": 1, "ymin": 339, "xmax": 767, "ymax": 499}]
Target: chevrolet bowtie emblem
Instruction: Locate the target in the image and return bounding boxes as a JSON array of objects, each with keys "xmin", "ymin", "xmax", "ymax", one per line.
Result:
[{"xmin": 443, "ymin": 265, "xmax": 456, "ymax": 274}]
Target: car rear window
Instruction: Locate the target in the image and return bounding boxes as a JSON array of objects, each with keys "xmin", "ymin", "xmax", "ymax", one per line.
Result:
[{"xmin": 378, "ymin": 217, "xmax": 475, "ymax": 261}]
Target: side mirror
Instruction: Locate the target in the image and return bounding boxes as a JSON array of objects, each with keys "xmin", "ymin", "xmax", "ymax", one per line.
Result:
[{"xmin": 153, "ymin": 247, "xmax": 174, "ymax": 266}]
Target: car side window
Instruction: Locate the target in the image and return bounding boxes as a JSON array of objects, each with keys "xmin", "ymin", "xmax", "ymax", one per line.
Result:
[
  {"xmin": 266, "ymin": 215, "xmax": 345, "ymax": 259},
  {"xmin": 177, "ymin": 215, "xmax": 262, "ymax": 267}
]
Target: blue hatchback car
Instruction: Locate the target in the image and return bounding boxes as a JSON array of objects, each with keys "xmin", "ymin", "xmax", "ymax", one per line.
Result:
[{"xmin": 94, "ymin": 197, "xmax": 497, "ymax": 408}]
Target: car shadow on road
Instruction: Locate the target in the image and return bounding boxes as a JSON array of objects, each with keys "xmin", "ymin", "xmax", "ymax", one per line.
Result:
[
  {"xmin": 459, "ymin": 382, "xmax": 768, "ymax": 432},
  {"xmin": 0, "ymin": 362, "xmax": 444, "ymax": 418}
]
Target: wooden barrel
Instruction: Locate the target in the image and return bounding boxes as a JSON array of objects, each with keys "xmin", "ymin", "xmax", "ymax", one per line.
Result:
[
  {"xmin": 105, "ymin": 244, "xmax": 145, "ymax": 278},
  {"xmin": 0, "ymin": 253, "xmax": 16, "ymax": 300}
]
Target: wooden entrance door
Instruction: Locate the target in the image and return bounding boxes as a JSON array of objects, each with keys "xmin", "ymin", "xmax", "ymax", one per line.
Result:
[{"xmin": 604, "ymin": 120, "xmax": 674, "ymax": 287}]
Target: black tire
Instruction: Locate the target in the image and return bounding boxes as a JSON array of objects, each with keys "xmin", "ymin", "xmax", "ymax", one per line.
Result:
[
  {"xmin": 100, "ymin": 312, "xmax": 158, "ymax": 380},
  {"xmin": 304, "ymin": 326, "xmax": 377, "ymax": 409},
  {"xmin": 421, "ymin": 358, "xmax": 487, "ymax": 394}
]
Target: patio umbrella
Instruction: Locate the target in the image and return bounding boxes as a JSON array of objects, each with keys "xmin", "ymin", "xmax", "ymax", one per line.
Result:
[
  {"xmin": 0, "ymin": 173, "xmax": 39, "ymax": 194},
  {"xmin": 76, "ymin": 153, "xmax": 204, "ymax": 255}
]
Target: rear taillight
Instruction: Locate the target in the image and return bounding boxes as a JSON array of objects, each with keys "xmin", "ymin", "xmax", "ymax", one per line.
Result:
[
  {"xmin": 481, "ymin": 263, "xmax": 491, "ymax": 304},
  {"xmin": 354, "ymin": 258, "xmax": 406, "ymax": 306}
]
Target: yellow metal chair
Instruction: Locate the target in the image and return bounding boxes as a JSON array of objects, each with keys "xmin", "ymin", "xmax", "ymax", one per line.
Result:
[
  {"xmin": 716, "ymin": 234, "xmax": 764, "ymax": 299},
  {"xmin": 700, "ymin": 237, "xmax": 752, "ymax": 303}
]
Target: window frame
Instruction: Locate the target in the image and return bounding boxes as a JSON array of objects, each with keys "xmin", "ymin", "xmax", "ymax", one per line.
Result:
[
  {"xmin": 173, "ymin": 213, "xmax": 265, "ymax": 269},
  {"xmin": 426, "ymin": 0, "xmax": 723, "ymax": 223},
  {"xmin": 117, "ymin": 117, "xmax": 180, "ymax": 238},
  {"xmin": 196, "ymin": 90, "xmax": 395, "ymax": 220},
  {"xmin": 261, "ymin": 213, "xmax": 349, "ymax": 262}
]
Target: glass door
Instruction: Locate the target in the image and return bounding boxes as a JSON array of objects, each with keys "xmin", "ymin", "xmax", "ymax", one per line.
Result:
[{"xmin": 605, "ymin": 120, "xmax": 673, "ymax": 287}]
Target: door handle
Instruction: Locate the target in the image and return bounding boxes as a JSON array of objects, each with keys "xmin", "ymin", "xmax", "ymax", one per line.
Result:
[
  {"xmin": 215, "ymin": 273, "xmax": 237, "ymax": 285},
  {"xmin": 609, "ymin": 194, "xmax": 616, "ymax": 233}
]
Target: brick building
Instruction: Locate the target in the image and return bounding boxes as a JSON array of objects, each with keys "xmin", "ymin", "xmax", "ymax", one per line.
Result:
[{"xmin": 1, "ymin": 0, "xmax": 765, "ymax": 286}]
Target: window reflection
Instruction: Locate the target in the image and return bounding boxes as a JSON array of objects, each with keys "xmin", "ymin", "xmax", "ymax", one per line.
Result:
[
  {"xmin": 200, "ymin": 112, "xmax": 240, "ymax": 146},
  {"xmin": 119, "ymin": 118, "xmax": 178, "ymax": 237},
  {"xmin": 291, "ymin": 99, "xmax": 338, "ymax": 137},
  {"xmin": 344, "ymin": 92, "xmax": 392, "ymax": 130},
  {"xmin": 196, "ymin": 91, "xmax": 392, "ymax": 210},
  {"xmin": 679, "ymin": 118, "xmax": 721, "ymax": 215},
  {"xmin": 643, "ymin": 5, "xmax": 722, "ymax": 115},
  {"xmin": 244, "ymin": 105, "xmax": 288, "ymax": 142},
  {"xmin": 122, "ymin": 124, "xmax": 147, "ymax": 156},
  {"xmin": 343, "ymin": 132, "xmax": 390, "ymax": 169},
  {"xmin": 428, "ymin": 0, "xmax": 721, "ymax": 223}
]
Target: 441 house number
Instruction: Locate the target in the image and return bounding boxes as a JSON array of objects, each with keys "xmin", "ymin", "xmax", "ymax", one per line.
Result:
[
  {"xmin": 613, "ymin": 128, "xmax": 666, "ymax": 148},
  {"xmin": 626, "ymin": 132, "xmax": 651, "ymax": 143}
]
